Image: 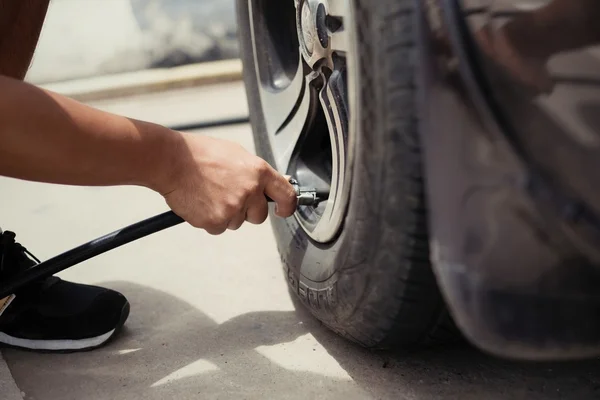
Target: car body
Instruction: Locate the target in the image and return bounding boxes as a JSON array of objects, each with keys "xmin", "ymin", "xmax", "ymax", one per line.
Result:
[{"xmin": 420, "ymin": 0, "xmax": 600, "ymax": 360}]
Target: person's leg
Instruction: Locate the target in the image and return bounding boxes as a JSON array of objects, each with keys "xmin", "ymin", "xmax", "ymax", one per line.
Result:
[
  {"xmin": 0, "ymin": 230, "xmax": 129, "ymax": 352},
  {"xmin": 0, "ymin": 1, "xmax": 50, "ymax": 79}
]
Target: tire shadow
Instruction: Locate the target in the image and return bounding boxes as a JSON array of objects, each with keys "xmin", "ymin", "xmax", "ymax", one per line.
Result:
[
  {"xmin": 288, "ymin": 294, "xmax": 600, "ymax": 400},
  {"xmin": 2, "ymin": 281, "xmax": 369, "ymax": 400},
  {"xmin": 5, "ymin": 280, "xmax": 600, "ymax": 400}
]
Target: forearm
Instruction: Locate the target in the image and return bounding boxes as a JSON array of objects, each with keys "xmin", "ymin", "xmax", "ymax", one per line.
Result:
[
  {"xmin": 0, "ymin": 75, "xmax": 182, "ymax": 192},
  {"xmin": 0, "ymin": 0, "xmax": 50, "ymax": 80}
]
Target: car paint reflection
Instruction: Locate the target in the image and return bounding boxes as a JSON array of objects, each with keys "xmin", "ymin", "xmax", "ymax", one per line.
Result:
[{"xmin": 462, "ymin": 0, "xmax": 600, "ymax": 231}]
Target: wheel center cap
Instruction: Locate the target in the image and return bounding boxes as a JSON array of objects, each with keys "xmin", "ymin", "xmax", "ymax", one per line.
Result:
[
  {"xmin": 297, "ymin": 0, "xmax": 329, "ymax": 67},
  {"xmin": 301, "ymin": 2, "xmax": 316, "ymax": 54}
]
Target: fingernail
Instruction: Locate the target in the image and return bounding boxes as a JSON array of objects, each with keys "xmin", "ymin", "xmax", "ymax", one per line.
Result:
[{"xmin": 274, "ymin": 204, "xmax": 280, "ymax": 215}]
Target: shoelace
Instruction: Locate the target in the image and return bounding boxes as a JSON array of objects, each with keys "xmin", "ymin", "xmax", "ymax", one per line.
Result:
[
  {"xmin": 0, "ymin": 231, "xmax": 60, "ymax": 296},
  {"xmin": 0, "ymin": 231, "xmax": 40, "ymax": 275}
]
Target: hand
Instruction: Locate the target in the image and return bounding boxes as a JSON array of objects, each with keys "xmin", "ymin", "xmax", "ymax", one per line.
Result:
[{"xmin": 158, "ymin": 133, "xmax": 297, "ymax": 235}]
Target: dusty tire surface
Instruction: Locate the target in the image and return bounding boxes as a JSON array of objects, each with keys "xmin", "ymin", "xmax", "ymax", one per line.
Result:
[{"xmin": 236, "ymin": 0, "xmax": 460, "ymax": 349}]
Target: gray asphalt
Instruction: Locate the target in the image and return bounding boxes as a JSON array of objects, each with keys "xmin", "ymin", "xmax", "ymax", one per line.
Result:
[{"xmin": 1, "ymin": 82, "xmax": 600, "ymax": 400}]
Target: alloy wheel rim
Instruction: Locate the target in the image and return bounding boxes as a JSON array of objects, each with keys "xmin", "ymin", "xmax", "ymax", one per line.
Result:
[{"xmin": 248, "ymin": 0, "xmax": 356, "ymax": 243}]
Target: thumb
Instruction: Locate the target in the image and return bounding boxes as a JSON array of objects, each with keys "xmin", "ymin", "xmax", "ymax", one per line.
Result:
[{"xmin": 263, "ymin": 170, "xmax": 297, "ymax": 217}]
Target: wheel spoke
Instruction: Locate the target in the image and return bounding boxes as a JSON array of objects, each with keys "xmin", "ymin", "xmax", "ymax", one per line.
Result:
[
  {"xmin": 248, "ymin": 0, "xmax": 306, "ymax": 136},
  {"xmin": 325, "ymin": 0, "xmax": 350, "ymax": 55},
  {"xmin": 325, "ymin": 0, "xmax": 349, "ymax": 19},
  {"xmin": 269, "ymin": 74, "xmax": 318, "ymax": 173},
  {"xmin": 319, "ymin": 70, "xmax": 348, "ymax": 147},
  {"xmin": 329, "ymin": 28, "xmax": 350, "ymax": 54},
  {"xmin": 317, "ymin": 70, "xmax": 349, "ymax": 220},
  {"xmin": 258, "ymin": 59, "xmax": 307, "ymax": 136}
]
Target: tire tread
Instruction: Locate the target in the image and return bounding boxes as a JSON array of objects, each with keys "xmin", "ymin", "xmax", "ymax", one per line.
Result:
[{"xmin": 325, "ymin": 0, "xmax": 460, "ymax": 348}]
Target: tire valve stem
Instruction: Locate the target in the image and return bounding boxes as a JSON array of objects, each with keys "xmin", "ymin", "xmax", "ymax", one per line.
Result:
[
  {"xmin": 289, "ymin": 177, "xmax": 327, "ymax": 207},
  {"xmin": 266, "ymin": 178, "xmax": 327, "ymax": 207}
]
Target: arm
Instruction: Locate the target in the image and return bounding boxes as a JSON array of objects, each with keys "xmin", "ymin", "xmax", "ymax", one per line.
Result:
[
  {"xmin": 0, "ymin": 76, "xmax": 297, "ymax": 233},
  {"xmin": 0, "ymin": 1, "xmax": 178, "ymax": 196},
  {"xmin": 0, "ymin": 0, "xmax": 297, "ymax": 234},
  {"xmin": 0, "ymin": 75, "xmax": 179, "ymax": 190}
]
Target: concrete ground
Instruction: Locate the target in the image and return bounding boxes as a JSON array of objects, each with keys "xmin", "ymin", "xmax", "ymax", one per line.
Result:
[{"xmin": 1, "ymin": 82, "xmax": 600, "ymax": 400}]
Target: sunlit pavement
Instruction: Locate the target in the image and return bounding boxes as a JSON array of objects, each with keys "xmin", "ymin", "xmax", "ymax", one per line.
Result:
[{"xmin": 1, "ymin": 83, "xmax": 600, "ymax": 400}]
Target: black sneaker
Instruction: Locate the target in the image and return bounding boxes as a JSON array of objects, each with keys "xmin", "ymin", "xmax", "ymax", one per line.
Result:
[{"xmin": 0, "ymin": 230, "xmax": 130, "ymax": 352}]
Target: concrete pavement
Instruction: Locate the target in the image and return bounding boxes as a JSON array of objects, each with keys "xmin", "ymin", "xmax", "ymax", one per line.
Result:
[
  {"xmin": 2, "ymin": 83, "xmax": 600, "ymax": 399},
  {"xmin": 0, "ymin": 354, "xmax": 21, "ymax": 400}
]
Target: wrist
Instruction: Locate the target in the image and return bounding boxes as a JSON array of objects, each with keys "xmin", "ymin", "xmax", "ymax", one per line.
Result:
[{"xmin": 133, "ymin": 121, "xmax": 188, "ymax": 195}]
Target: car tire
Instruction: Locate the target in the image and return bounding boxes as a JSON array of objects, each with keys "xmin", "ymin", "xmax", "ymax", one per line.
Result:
[{"xmin": 236, "ymin": 0, "xmax": 459, "ymax": 348}]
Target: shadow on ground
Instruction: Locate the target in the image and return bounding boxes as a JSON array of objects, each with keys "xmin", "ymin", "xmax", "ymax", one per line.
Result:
[
  {"xmin": 5, "ymin": 281, "xmax": 600, "ymax": 400},
  {"xmin": 289, "ymin": 294, "xmax": 600, "ymax": 400}
]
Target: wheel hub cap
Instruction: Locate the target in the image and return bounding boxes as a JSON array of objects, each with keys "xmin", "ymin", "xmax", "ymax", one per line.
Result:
[
  {"xmin": 300, "ymin": 1, "xmax": 316, "ymax": 55},
  {"xmin": 297, "ymin": 0, "xmax": 337, "ymax": 69}
]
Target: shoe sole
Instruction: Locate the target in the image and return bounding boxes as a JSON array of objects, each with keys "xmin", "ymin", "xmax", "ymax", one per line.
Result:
[{"xmin": 0, "ymin": 301, "xmax": 130, "ymax": 353}]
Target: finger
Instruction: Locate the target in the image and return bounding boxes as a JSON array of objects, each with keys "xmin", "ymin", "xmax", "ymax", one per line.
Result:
[
  {"xmin": 245, "ymin": 194, "xmax": 269, "ymax": 225},
  {"xmin": 227, "ymin": 211, "xmax": 247, "ymax": 231},
  {"xmin": 205, "ymin": 223, "xmax": 228, "ymax": 235},
  {"xmin": 262, "ymin": 169, "xmax": 297, "ymax": 218}
]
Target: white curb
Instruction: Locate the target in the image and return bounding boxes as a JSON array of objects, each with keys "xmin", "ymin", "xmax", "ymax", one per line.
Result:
[{"xmin": 40, "ymin": 59, "xmax": 243, "ymax": 103}]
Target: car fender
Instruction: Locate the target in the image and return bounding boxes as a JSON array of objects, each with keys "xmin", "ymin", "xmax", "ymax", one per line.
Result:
[{"xmin": 417, "ymin": 0, "xmax": 600, "ymax": 360}]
